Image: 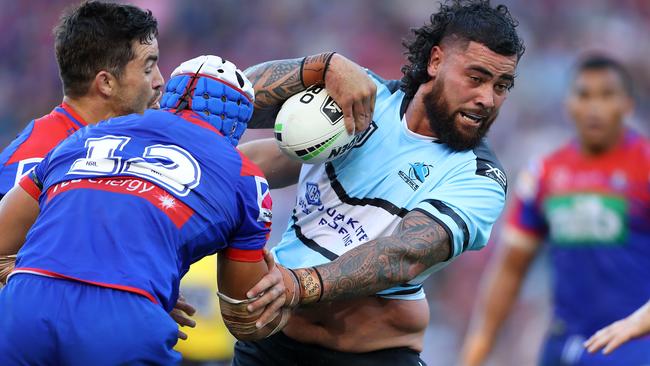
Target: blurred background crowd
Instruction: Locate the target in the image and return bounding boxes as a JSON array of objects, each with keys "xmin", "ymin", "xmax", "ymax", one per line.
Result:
[{"xmin": 1, "ymin": 1, "xmax": 648, "ymax": 365}]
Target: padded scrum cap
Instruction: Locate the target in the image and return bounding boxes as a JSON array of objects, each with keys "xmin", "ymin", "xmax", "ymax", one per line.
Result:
[{"xmin": 160, "ymin": 55, "xmax": 255, "ymax": 146}]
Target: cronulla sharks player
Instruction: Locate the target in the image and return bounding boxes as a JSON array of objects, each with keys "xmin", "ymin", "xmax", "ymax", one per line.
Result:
[{"xmin": 236, "ymin": 1, "xmax": 525, "ymax": 364}]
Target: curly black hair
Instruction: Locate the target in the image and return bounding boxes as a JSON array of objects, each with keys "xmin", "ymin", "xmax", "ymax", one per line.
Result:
[
  {"xmin": 400, "ymin": 0, "xmax": 525, "ymax": 98},
  {"xmin": 54, "ymin": 1, "xmax": 158, "ymax": 97}
]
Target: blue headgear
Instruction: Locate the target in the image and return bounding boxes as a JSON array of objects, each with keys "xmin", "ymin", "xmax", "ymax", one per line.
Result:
[{"xmin": 160, "ymin": 55, "xmax": 255, "ymax": 146}]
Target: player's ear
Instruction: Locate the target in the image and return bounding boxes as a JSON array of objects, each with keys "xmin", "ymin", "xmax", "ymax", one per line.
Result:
[
  {"xmin": 427, "ymin": 46, "xmax": 444, "ymax": 78},
  {"xmin": 94, "ymin": 70, "xmax": 117, "ymax": 97}
]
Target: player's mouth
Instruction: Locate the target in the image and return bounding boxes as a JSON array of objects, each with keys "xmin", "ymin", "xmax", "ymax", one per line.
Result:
[
  {"xmin": 459, "ymin": 111, "xmax": 486, "ymax": 127},
  {"xmin": 150, "ymin": 92, "xmax": 162, "ymax": 109}
]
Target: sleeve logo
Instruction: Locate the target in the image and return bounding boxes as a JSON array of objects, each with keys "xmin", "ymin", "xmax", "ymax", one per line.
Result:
[{"xmin": 255, "ymin": 176, "xmax": 272, "ymax": 223}]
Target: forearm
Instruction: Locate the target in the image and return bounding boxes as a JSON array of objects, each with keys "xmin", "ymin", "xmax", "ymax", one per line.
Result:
[
  {"xmin": 470, "ymin": 252, "xmax": 529, "ymax": 339},
  {"xmin": 238, "ymin": 138, "xmax": 301, "ymax": 189},
  {"xmin": 314, "ymin": 210, "xmax": 451, "ymax": 302},
  {"xmin": 244, "ymin": 53, "xmax": 335, "ymax": 128},
  {"xmin": 0, "ymin": 185, "xmax": 39, "ymax": 256},
  {"xmin": 462, "ymin": 239, "xmax": 537, "ymax": 365}
]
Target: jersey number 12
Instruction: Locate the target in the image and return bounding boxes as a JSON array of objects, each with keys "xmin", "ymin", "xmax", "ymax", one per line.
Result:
[{"xmin": 68, "ymin": 135, "xmax": 201, "ymax": 196}]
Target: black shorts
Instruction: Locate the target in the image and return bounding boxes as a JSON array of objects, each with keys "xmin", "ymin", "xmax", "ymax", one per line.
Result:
[{"xmin": 233, "ymin": 331, "xmax": 427, "ymax": 366}]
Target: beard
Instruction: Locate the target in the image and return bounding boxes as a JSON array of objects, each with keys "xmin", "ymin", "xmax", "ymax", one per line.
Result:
[{"xmin": 423, "ymin": 79, "xmax": 496, "ymax": 151}]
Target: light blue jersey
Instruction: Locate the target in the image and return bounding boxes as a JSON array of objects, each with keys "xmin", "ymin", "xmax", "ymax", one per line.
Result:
[{"xmin": 272, "ymin": 72, "xmax": 507, "ymax": 300}]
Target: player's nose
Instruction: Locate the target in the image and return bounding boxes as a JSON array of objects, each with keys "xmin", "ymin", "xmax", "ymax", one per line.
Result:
[
  {"xmin": 152, "ymin": 66, "xmax": 164, "ymax": 90},
  {"xmin": 474, "ymin": 84, "xmax": 496, "ymax": 110}
]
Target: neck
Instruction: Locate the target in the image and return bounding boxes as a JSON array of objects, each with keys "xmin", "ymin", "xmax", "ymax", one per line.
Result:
[
  {"xmin": 580, "ymin": 127, "xmax": 626, "ymax": 157},
  {"xmin": 404, "ymin": 87, "xmax": 436, "ymax": 137},
  {"xmin": 62, "ymin": 95, "xmax": 116, "ymax": 125}
]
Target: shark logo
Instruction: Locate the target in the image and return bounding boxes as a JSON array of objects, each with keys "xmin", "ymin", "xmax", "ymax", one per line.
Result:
[
  {"xmin": 399, "ymin": 162, "xmax": 434, "ymax": 191},
  {"xmin": 408, "ymin": 163, "xmax": 432, "ymax": 183}
]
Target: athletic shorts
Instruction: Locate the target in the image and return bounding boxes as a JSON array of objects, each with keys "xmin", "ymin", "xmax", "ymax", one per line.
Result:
[
  {"xmin": 539, "ymin": 331, "xmax": 650, "ymax": 366},
  {"xmin": 233, "ymin": 331, "xmax": 426, "ymax": 366},
  {"xmin": 0, "ymin": 273, "xmax": 181, "ymax": 365}
]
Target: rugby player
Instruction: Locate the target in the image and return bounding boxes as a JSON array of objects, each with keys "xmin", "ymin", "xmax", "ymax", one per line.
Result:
[
  {"xmin": 0, "ymin": 55, "xmax": 288, "ymax": 365},
  {"xmin": 234, "ymin": 1, "xmax": 525, "ymax": 364},
  {"xmin": 0, "ymin": 1, "xmax": 202, "ymax": 338},
  {"xmin": 0, "ymin": 1, "xmax": 164, "ymax": 200},
  {"xmin": 460, "ymin": 56, "xmax": 650, "ymax": 365}
]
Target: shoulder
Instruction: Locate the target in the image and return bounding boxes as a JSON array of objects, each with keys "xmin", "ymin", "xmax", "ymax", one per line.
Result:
[
  {"xmin": 1, "ymin": 108, "xmax": 74, "ymax": 164},
  {"xmin": 366, "ymin": 69, "xmax": 401, "ymax": 95},
  {"xmin": 470, "ymin": 139, "xmax": 508, "ymax": 193}
]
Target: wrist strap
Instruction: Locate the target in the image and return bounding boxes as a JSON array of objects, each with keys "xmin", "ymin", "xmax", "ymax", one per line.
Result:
[
  {"xmin": 293, "ymin": 267, "xmax": 323, "ymax": 304},
  {"xmin": 300, "ymin": 52, "xmax": 336, "ymax": 87}
]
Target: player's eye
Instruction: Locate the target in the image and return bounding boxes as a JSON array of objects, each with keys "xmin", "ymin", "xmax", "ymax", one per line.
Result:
[
  {"xmin": 495, "ymin": 83, "xmax": 508, "ymax": 92},
  {"xmin": 469, "ymin": 76, "xmax": 482, "ymax": 84}
]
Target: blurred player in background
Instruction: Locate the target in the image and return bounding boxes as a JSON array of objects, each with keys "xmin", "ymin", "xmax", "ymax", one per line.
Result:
[
  {"xmin": 461, "ymin": 55, "xmax": 650, "ymax": 365},
  {"xmin": 0, "ymin": 55, "xmax": 286, "ymax": 365},
  {"xmin": 234, "ymin": 1, "xmax": 524, "ymax": 364}
]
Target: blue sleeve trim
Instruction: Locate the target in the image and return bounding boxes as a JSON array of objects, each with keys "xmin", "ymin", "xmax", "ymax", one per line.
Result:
[
  {"xmin": 421, "ymin": 199, "xmax": 470, "ymax": 251},
  {"xmin": 413, "ymin": 208, "xmax": 454, "ymax": 260}
]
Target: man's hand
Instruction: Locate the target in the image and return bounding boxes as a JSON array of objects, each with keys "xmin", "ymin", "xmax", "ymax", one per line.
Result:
[
  {"xmin": 0, "ymin": 255, "xmax": 16, "ymax": 287},
  {"xmin": 170, "ymin": 294, "xmax": 197, "ymax": 340},
  {"xmin": 325, "ymin": 54, "xmax": 376, "ymax": 134},
  {"xmin": 584, "ymin": 301, "xmax": 650, "ymax": 354},
  {"xmin": 245, "ymin": 250, "xmax": 297, "ymax": 328}
]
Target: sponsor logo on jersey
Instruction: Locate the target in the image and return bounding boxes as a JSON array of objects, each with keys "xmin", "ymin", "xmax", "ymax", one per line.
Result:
[
  {"xmin": 476, "ymin": 158, "xmax": 507, "ymax": 191},
  {"xmin": 320, "ymin": 96, "xmax": 344, "ymax": 125},
  {"xmin": 327, "ymin": 121, "xmax": 378, "ymax": 160},
  {"xmin": 255, "ymin": 176, "xmax": 272, "ymax": 223},
  {"xmin": 316, "ymin": 206, "xmax": 369, "ymax": 247},
  {"xmin": 398, "ymin": 162, "xmax": 433, "ymax": 191},
  {"xmin": 46, "ymin": 177, "xmax": 194, "ymax": 228},
  {"xmin": 544, "ymin": 194, "xmax": 627, "ymax": 245},
  {"xmin": 305, "ymin": 182, "xmax": 322, "ymax": 206}
]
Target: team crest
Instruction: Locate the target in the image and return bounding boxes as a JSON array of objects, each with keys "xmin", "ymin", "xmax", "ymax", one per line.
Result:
[
  {"xmin": 399, "ymin": 162, "xmax": 433, "ymax": 191},
  {"xmin": 305, "ymin": 182, "xmax": 322, "ymax": 206}
]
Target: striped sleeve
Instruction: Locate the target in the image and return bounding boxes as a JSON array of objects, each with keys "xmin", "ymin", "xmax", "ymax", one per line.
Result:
[
  {"xmin": 224, "ymin": 154, "xmax": 271, "ymax": 262},
  {"xmin": 414, "ymin": 160, "xmax": 506, "ymax": 258}
]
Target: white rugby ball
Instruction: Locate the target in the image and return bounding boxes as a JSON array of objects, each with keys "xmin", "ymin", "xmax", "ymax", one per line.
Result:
[{"xmin": 274, "ymin": 85, "xmax": 354, "ymax": 164}]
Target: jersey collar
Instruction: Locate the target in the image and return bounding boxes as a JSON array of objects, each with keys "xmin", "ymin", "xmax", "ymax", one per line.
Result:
[{"xmin": 57, "ymin": 102, "xmax": 88, "ymax": 129}]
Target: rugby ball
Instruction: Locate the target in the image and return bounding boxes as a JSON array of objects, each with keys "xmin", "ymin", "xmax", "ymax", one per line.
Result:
[{"xmin": 274, "ymin": 85, "xmax": 354, "ymax": 164}]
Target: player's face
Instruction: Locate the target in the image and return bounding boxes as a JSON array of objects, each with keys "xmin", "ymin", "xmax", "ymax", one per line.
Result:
[
  {"xmin": 113, "ymin": 38, "xmax": 164, "ymax": 115},
  {"xmin": 424, "ymin": 41, "xmax": 517, "ymax": 150},
  {"xmin": 567, "ymin": 69, "xmax": 633, "ymax": 153}
]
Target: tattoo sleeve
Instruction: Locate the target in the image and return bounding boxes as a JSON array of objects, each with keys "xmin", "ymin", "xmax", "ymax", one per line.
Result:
[
  {"xmin": 243, "ymin": 53, "xmax": 335, "ymax": 129},
  {"xmin": 243, "ymin": 58, "xmax": 304, "ymax": 129},
  {"xmin": 314, "ymin": 210, "xmax": 452, "ymax": 302}
]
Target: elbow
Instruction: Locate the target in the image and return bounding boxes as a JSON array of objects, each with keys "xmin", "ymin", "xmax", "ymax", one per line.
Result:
[{"xmin": 219, "ymin": 295, "xmax": 290, "ymax": 341}]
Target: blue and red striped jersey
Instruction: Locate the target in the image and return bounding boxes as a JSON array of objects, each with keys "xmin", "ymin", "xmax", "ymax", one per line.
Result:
[
  {"xmin": 0, "ymin": 103, "xmax": 87, "ymax": 196},
  {"xmin": 14, "ymin": 109, "xmax": 271, "ymax": 311}
]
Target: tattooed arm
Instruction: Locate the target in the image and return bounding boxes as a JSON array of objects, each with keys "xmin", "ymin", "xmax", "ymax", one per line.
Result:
[
  {"xmin": 315, "ymin": 210, "xmax": 450, "ymax": 301},
  {"xmin": 246, "ymin": 210, "xmax": 451, "ymax": 310},
  {"xmin": 243, "ymin": 57, "xmax": 304, "ymax": 129},
  {"xmin": 244, "ymin": 53, "xmax": 377, "ymax": 132}
]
